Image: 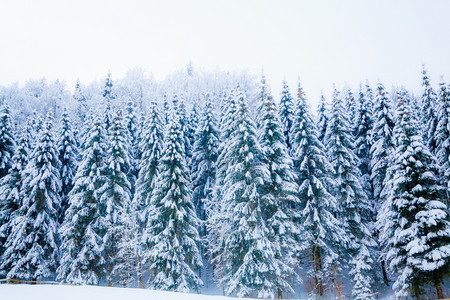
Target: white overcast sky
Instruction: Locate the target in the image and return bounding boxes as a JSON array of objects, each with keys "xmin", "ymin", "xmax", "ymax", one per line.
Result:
[{"xmin": 0, "ymin": 0, "xmax": 449, "ymax": 105}]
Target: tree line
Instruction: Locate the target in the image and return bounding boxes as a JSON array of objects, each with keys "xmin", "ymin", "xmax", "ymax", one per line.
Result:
[{"xmin": 0, "ymin": 68, "xmax": 448, "ymax": 299}]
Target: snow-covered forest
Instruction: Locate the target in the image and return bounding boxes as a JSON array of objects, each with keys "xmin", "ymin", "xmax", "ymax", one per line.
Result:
[{"xmin": 0, "ymin": 65, "xmax": 448, "ymax": 300}]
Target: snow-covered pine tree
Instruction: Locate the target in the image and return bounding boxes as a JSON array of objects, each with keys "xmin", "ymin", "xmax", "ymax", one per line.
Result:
[
  {"xmin": 316, "ymin": 93, "xmax": 329, "ymax": 144},
  {"xmin": 134, "ymin": 101, "xmax": 164, "ymax": 288},
  {"xmin": 178, "ymin": 99, "xmax": 193, "ymax": 162},
  {"xmin": 371, "ymin": 82, "xmax": 395, "ymax": 285},
  {"xmin": 343, "ymin": 87, "xmax": 357, "ymax": 128},
  {"xmin": 162, "ymin": 94, "xmax": 170, "ymax": 126},
  {"xmin": 420, "ymin": 67, "xmax": 439, "ymax": 153},
  {"xmin": 381, "ymin": 94, "xmax": 450, "ymax": 299},
  {"xmin": 57, "ymin": 108, "xmax": 79, "ymax": 223},
  {"xmin": 74, "ymin": 79, "xmax": 88, "ymax": 124},
  {"xmin": 191, "ymin": 95, "xmax": 219, "ymax": 239},
  {"xmin": 143, "ymin": 110, "xmax": 202, "ymax": 293},
  {"xmin": 353, "ymin": 87, "xmax": 374, "ymax": 203},
  {"xmin": 370, "ymin": 82, "xmax": 395, "ymax": 208},
  {"xmin": 99, "ymin": 111, "xmax": 133, "ymax": 287},
  {"xmin": 279, "ymin": 80, "xmax": 295, "ymax": 150},
  {"xmin": 207, "ymin": 89, "xmax": 237, "ymax": 279},
  {"xmin": 215, "ymin": 91, "xmax": 288, "ymax": 299},
  {"xmin": 124, "ymin": 98, "xmax": 140, "ymax": 186},
  {"xmin": 57, "ymin": 116, "xmax": 108, "ymax": 285},
  {"xmin": 290, "ymin": 90, "xmax": 345, "ymax": 298},
  {"xmin": 2, "ymin": 111, "xmax": 61, "ymax": 281},
  {"xmin": 187, "ymin": 101, "xmax": 200, "ymax": 156},
  {"xmin": 0, "ymin": 130, "xmax": 28, "ymax": 266},
  {"xmin": 435, "ymin": 81, "xmax": 450, "ymax": 193},
  {"xmin": 258, "ymin": 85, "xmax": 300, "ymax": 299},
  {"xmin": 0, "ymin": 105, "xmax": 15, "ymax": 178},
  {"xmin": 102, "ymin": 72, "xmax": 115, "ymax": 130},
  {"xmin": 325, "ymin": 87, "xmax": 375, "ymax": 299},
  {"xmin": 135, "ymin": 101, "xmax": 164, "ymax": 229}
]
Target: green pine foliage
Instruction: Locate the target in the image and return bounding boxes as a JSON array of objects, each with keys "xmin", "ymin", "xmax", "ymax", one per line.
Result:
[
  {"xmin": 144, "ymin": 111, "xmax": 203, "ymax": 292},
  {"xmin": 0, "ymin": 105, "xmax": 15, "ymax": 178},
  {"xmin": 290, "ymin": 89, "xmax": 345, "ymax": 298},
  {"xmin": 2, "ymin": 111, "xmax": 61, "ymax": 280},
  {"xmin": 57, "ymin": 116, "xmax": 108, "ymax": 285},
  {"xmin": 381, "ymin": 95, "xmax": 450, "ymax": 299}
]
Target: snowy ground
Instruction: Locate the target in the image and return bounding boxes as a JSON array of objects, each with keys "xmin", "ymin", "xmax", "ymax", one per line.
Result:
[
  {"xmin": 0, "ymin": 283, "xmax": 401, "ymax": 300},
  {"xmin": 0, "ymin": 284, "xmax": 242, "ymax": 300}
]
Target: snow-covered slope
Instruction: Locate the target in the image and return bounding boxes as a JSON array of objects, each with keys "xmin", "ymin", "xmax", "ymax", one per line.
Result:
[{"xmin": 0, "ymin": 284, "xmax": 235, "ymax": 300}]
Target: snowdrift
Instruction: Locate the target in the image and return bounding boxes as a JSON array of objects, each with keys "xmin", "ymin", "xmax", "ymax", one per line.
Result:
[{"xmin": 0, "ymin": 284, "xmax": 239, "ymax": 300}]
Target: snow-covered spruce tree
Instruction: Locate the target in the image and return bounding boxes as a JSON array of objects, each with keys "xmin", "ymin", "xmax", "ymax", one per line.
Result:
[
  {"xmin": 187, "ymin": 102, "xmax": 200, "ymax": 156},
  {"xmin": 143, "ymin": 111, "xmax": 203, "ymax": 293},
  {"xmin": 124, "ymin": 98, "xmax": 140, "ymax": 186},
  {"xmin": 381, "ymin": 95, "xmax": 450, "ymax": 299},
  {"xmin": 353, "ymin": 87, "xmax": 374, "ymax": 202},
  {"xmin": 102, "ymin": 72, "xmax": 115, "ymax": 130},
  {"xmin": 178, "ymin": 99, "xmax": 193, "ymax": 162},
  {"xmin": 290, "ymin": 91, "xmax": 345, "ymax": 298},
  {"xmin": 370, "ymin": 82, "xmax": 395, "ymax": 209},
  {"xmin": 316, "ymin": 93, "xmax": 329, "ymax": 144},
  {"xmin": 0, "ymin": 130, "xmax": 28, "ymax": 264},
  {"xmin": 279, "ymin": 80, "xmax": 295, "ymax": 150},
  {"xmin": 215, "ymin": 91, "xmax": 287, "ymax": 299},
  {"xmin": 258, "ymin": 87, "xmax": 301, "ymax": 299},
  {"xmin": 162, "ymin": 94, "xmax": 170, "ymax": 126},
  {"xmin": 57, "ymin": 109, "xmax": 79, "ymax": 223},
  {"xmin": 134, "ymin": 101, "xmax": 164, "ymax": 288},
  {"xmin": 0, "ymin": 105, "xmax": 15, "ymax": 178},
  {"xmin": 57, "ymin": 117, "xmax": 108, "ymax": 285},
  {"xmin": 135, "ymin": 101, "xmax": 164, "ymax": 229},
  {"xmin": 99, "ymin": 111, "xmax": 133, "ymax": 287},
  {"xmin": 343, "ymin": 87, "xmax": 357, "ymax": 128},
  {"xmin": 191, "ymin": 95, "xmax": 219, "ymax": 239},
  {"xmin": 435, "ymin": 81, "xmax": 450, "ymax": 192},
  {"xmin": 2, "ymin": 111, "xmax": 61, "ymax": 281},
  {"xmin": 420, "ymin": 67, "xmax": 439, "ymax": 153},
  {"xmin": 207, "ymin": 90, "xmax": 237, "ymax": 278},
  {"xmin": 74, "ymin": 79, "xmax": 88, "ymax": 125},
  {"xmin": 325, "ymin": 87, "xmax": 376, "ymax": 299}
]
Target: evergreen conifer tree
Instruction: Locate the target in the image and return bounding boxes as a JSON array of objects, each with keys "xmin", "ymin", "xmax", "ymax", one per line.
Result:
[
  {"xmin": 102, "ymin": 72, "xmax": 114, "ymax": 130},
  {"xmin": 187, "ymin": 102, "xmax": 200, "ymax": 155},
  {"xmin": 435, "ymin": 81, "xmax": 450, "ymax": 192},
  {"xmin": 0, "ymin": 105, "xmax": 15, "ymax": 178},
  {"xmin": 57, "ymin": 117, "xmax": 108, "ymax": 285},
  {"xmin": 353, "ymin": 87, "xmax": 374, "ymax": 202},
  {"xmin": 191, "ymin": 96, "xmax": 219, "ymax": 239},
  {"xmin": 99, "ymin": 112, "xmax": 133, "ymax": 286},
  {"xmin": 143, "ymin": 111, "xmax": 203, "ymax": 292},
  {"xmin": 57, "ymin": 109, "xmax": 79, "ymax": 222},
  {"xmin": 0, "ymin": 130, "xmax": 28, "ymax": 265},
  {"xmin": 370, "ymin": 82, "xmax": 395, "ymax": 208},
  {"xmin": 290, "ymin": 90, "xmax": 345, "ymax": 298},
  {"xmin": 316, "ymin": 93, "xmax": 329, "ymax": 144},
  {"xmin": 325, "ymin": 87, "xmax": 375, "ymax": 299},
  {"xmin": 279, "ymin": 80, "xmax": 295, "ymax": 150},
  {"xmin": 124, "ymin": 98, "xmax": 140, "ymax": 186},
  {"xmin": 215, "ymin": 91, "xmax": 292, "ymax": 298},
  {"xmin": 134, "ymin": 101, "xmax": 164, "ymax": 287},
  {"xmin": 258, "ymin": 86, "xmax": 301, "ymax": 299},
  {"xmin": 74, "ymin": 79, "xmax": 87, "ymax": 125},
  {"xmin": 2, "ymin": 111, "xmax": 61, "ymax": 281},
  {"xmin": 420, "ymin": 67, "xmax": 439, "ymax": 153},
  {"xmin": 381, "ymin": 95, "xmax": 450, "ymax": 299}
]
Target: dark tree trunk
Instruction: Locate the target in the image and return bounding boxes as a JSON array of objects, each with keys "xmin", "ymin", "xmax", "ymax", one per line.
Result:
[
  {"xmin": 434, "ymin": 279, "xmax": 444, "ymax": 299},
  {"xmin": 381, "ymin": 259, "xmax": 389, "ymax": 285}
]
